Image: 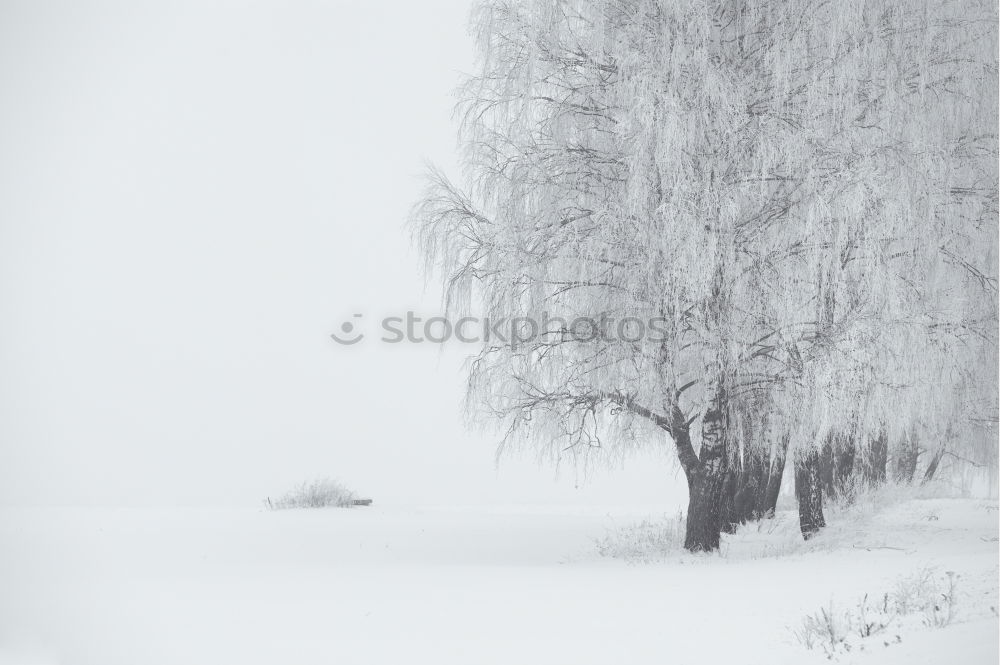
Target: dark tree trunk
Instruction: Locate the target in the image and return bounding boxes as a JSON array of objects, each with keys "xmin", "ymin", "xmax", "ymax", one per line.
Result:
[
  {"xmin": 735, "ymin": 445, "xmax": 769, "ymax": 522},
  {"xmin": 820, "ymin": 433, "xmax": 856, "ymax": 501},
  {"xmin": 922, "ymin": 447, "xmax": 946, "ymax": 485},
  {"xmin": 719, "ymin": 468, "xmax": 739, "ymax": 534},
  {"xmin": 623, "ymin": 371, "xmax": 732, "ymax": 553},
  {"xmin": 720, "ymin": 443, "xmax": 771, "ymax": 532},
  {"xmin": 685, "ymin": 470, "xmax": 725, "ymax": 551},
  {"xmin": 759, "ymin": 435, "xmax": 789, "ymax": 517},
  {"xmin": 722, "ymin": 434, "xmax": 789, "ymax": 529},
  {"xmin": 795, "ymin": 449, "xmax": 826, "ymax": 540},
  {"xmin": 894, "ymin": 430, "xmax": 920, "ymax": 483},
  {"xmin": 682, "ymin": 373, "xmax": 728, "ymax": 552},
  {"xmin": 664, "ymin": 394, "xmax": 726, "ymax": 553},
  {"xmin": 836, "ymin": 437, "xmax": 856, "ymax": 497},
  {"xmin": 861, "ymin": 430, "xmax": 889, "ymax": 486},
  {"xmin": 819, "ymin": 435, "xmax": 835, "ymax": 497}
]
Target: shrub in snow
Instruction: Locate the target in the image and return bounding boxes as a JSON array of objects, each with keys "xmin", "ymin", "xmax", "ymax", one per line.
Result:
[
  {"xmin": 892, "ymin": 568, "xmax": 941, "ymax": 615},
  {"xmin": 793, "ymin": 569, "xmax": 960, "ymax": 656},
  {"xmin": 267, "ymin": 478, "xmax": 357, "ymax": 510},
  {"xmin": 855, "ymin": 594, "xmax": 895, "ymax": 639},
  {"xmin": 920, "ymin": 571, "xmax": 958, "ymax": 629},
  {"xmin": 791, "ymin": 602, "xmax": 852, "ymax": 657},
  {"xmin": 595, "ymin": 511, "xmax": 687, "ymax": 562}
]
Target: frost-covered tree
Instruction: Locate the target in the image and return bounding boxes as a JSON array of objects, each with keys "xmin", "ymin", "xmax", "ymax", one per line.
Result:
[{"xmin": 414, "ymin": 0, "xmax": 998, "ymax": 550}]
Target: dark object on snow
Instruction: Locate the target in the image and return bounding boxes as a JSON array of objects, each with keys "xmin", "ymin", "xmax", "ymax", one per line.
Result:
[{"xmin": 352, "ymin": 498, "xmax": 373, "ymax": 506}]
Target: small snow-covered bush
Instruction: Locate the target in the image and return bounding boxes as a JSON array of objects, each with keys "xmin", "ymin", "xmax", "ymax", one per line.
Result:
[
  {"xmin": 889, "ymin": 568, "xmax": 959, "ymax": 628},
  {"xmin": 792, "ymin": 569, "xmax": 960, "ymax": 656},
  {"xmin": 791, "ymin": 602, "xmax": 852, "ymax": 657},
  {"xmin": 891, "ymin": 568, "xmax": 940, "ymax": 615},
  {"xmin": 720, "ymin": 509, "xmax": 806, "ymax": 560},
  {"xmin": 595, "ymin": 511, "xmax": 686, "ymax": 562},
  {"xmin": 267, "ymin": 477, "xmax": 357, "ymax": 510},
  {"xmin": 856, "ymin": 593, "xmax": 895, "ymax": 638},
  {"xmin": 827, "ymin": 479, "xmax": 917, "ymax": 520}
]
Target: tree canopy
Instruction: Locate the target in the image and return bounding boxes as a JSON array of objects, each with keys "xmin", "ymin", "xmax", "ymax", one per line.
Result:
[{"xmin": 413, "ymin": 0, "xmax": 998, "ymax": 546}]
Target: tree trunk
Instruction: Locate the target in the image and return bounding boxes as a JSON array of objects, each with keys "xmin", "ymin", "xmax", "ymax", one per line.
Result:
[
  {"xmin": 894, "ymin": 430, "xmax": 920, "ymax": 483},
  {"xmin": 735, "ymin": 445, "xmax": 769, "ymax": 522},
  {"xmin": 921, "ymin": 447, "xmax": 946, "ymax": 485},
  {"xmin": 685, "ymin": 470, "xmax": 724, "ymax": 551},
  {"xmin": 893, "ymin": 428, "xmax": 920, "ymax": 484},
  {"xmin": 820, "ymin": 433, "xmax": 856, "ymax": 501},
  {"xmin": 721, "ymin": 443, "xmax": 770, "ymax": 532},
  {"xmin": 795, "ymin": 448, "xmax": 826, "ymax": 540},
  {"xmin": 719, "ymin": 468, "xmax": 739, "ymax": 534},
  {"xmin": 683, "ymin": 371, "xmax": 728, "ymax": 552},
  {"xmin": 861, "ymin": 430, "xmax": 888, "ymax": 487},
  {"xmin": 759, "ymin": 435, "xmax": 789, "ymax": 518}
]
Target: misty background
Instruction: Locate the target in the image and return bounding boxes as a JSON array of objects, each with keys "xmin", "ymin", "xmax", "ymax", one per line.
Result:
[{"xmin": 0, "ymin": 0, "xmax": 682, "ymax": 509}]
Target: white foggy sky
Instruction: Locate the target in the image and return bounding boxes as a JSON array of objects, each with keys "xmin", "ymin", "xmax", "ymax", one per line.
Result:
[{"xmin": 0, "ymin": 0, "xmax": 683, "ymax": 508}]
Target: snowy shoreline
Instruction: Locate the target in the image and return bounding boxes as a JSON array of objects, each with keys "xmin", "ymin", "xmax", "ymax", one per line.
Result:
[{"xmin": 1, "ymin": 497, "xmax": 996, "ymax": 665}]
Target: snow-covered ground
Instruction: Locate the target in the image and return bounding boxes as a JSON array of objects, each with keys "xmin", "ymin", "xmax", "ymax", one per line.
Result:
[{"xmin": 0, "ymin": 496, "xmax": 996, "ymax": 665}]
